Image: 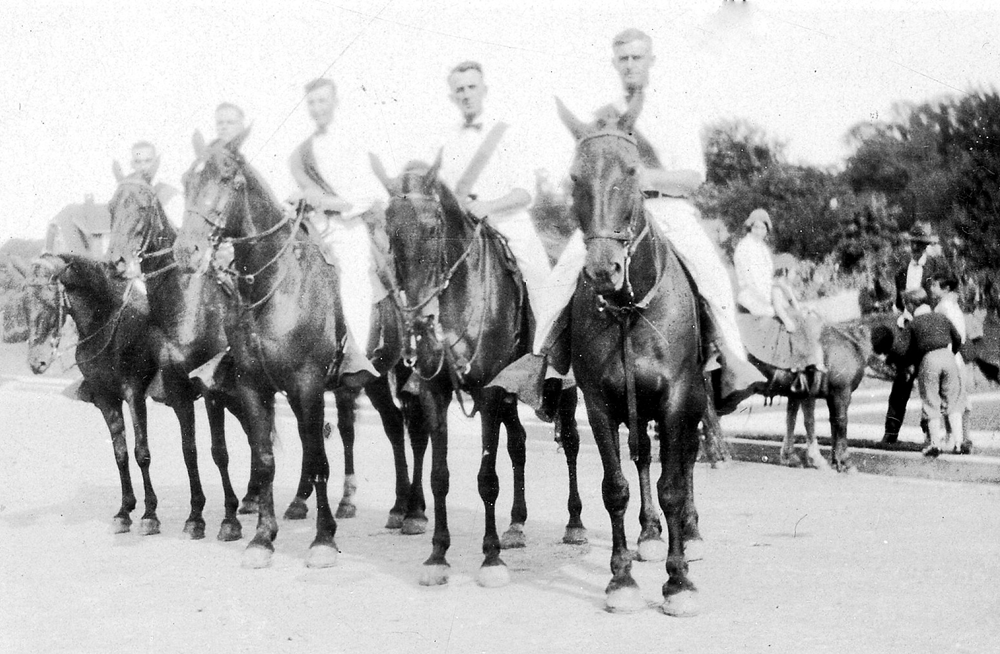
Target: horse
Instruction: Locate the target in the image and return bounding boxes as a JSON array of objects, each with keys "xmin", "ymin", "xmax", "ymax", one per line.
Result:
[
  {"xmin": 104, "ymin": 168, "xmax": 257, "ymax": 541},
  {"xmin": 172, "ymin": 129, "xmax": 411, "ymax": 568},
  {"xmin": 21, "ymin": 253, "xmax": 162, "ymax": 536},
  {"xmin": 370, "ymin": 155, "xmax": 586, "ymax": 588},
  {"xmin": 557, "ymin": 97, "xmax": 704, "ymax": 616},
  {"xmin": 740, "ymin": 321, "xmax": 873, "ymax": 472}
]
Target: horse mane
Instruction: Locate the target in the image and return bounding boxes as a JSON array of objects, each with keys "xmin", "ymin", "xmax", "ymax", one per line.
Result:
[
  {"xmin": 50, "ymin": 254, "xmax": 121, "ymax": 315},
  {"xmin": 109, "ymin": 173, "xmax": 177, "ymax": 246}
]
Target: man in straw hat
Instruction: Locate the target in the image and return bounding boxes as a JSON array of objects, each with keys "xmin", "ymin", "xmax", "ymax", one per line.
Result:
[{"xmin": 882, "ymin": 220, "xmax": 947, "ymax": 444}]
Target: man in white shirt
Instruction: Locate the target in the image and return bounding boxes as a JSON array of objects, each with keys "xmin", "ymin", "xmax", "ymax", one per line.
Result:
[
  {"xmin": 441, "ymin": 61, "xmax": 586, "ymax": 407},
  {"xmin": 288, "ymin": 77, "xmax": 386, "ymax": 380},
  {"xmin": 214, "ymin": 102, "xmax": 245, "ymax": 144},
  {"xmin": 598, "ymin": 28, "xmax": 765, "ymax": 412}
]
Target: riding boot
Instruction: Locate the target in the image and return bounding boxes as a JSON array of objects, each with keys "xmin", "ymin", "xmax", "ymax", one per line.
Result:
[
  {"xmin": 945, "ymin": 411, "xmax": 965, "ymax": 453},
  {"xmin": 335, "ymin": 332, "xmax": 379, "ymax": 390},
  {"xmin": 715, "ymin": 344, "xmax": 766, "ymax": 415},
  {"xmin": 487, "ymin": 352, "xmax": 547, "ymax": 411},
  {"xmin": 807, "ymin": 365, "xmax": 828, "ymax": 397}
]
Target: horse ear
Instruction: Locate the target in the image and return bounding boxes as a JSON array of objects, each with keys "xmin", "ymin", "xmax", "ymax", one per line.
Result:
[
  {"xmin": 8, "ymin": 255, "xmax": 31, "ymax": 281},
  {"xmin": 556, "ymin": 97, "xmax": 587, "ymax": 141},
  {"xmin": 619, "ymin": 91, "xmax": 644, "ymax": 132},
  {"xmin": 112, "ymin": 160, "xmax": 125, "ymax": 184},
  {"xmin": 423, "ymin": 149, "xmax": 443, "ymax": 194},
  {"xmin": 369, "ymin": 152, "xmax": 392, "ymax": 191},
  {"xmin": 227, "ymin": 124, "xmax": 252, "ymax": 152},
  {"xmin": 192, "ymin": 130, "xmax": 207, "ymax": 158}
]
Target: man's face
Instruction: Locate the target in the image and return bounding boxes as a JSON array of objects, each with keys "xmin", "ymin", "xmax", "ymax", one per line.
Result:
[
  {"xmin": 131, "ymin": 146, "xmax": 156, "ymax": 175},
  {"xmin": 928, "ymin": 280, "xmax": 945, "ymax": 303},
  {"xmin": 910, "ymin": 241, "xmax": 928, "ymax": 260},
  {"xmin": 216, "ymin": 107, "xmax": 245, "ymax": 142},
  {"xmin": 612, "ymin": 39, "xmax": 655, "ymax": 93},
  {"xmin": 448, "ymin": 69, "xmax": 487, "ymax": 121},
  {"xmin": 306, "ymin": 85, "xmax": 337, "ymax": 130}
]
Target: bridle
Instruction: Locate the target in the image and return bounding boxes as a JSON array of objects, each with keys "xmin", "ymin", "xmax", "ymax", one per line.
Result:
[{"xmin": 109, "ymin": 178, "xmax": 178, "ymax": 280}]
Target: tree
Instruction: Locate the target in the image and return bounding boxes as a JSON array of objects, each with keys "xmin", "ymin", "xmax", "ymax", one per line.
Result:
[{"xmin": 702, "ymin": 118, "xmax": 785, "ymax": 186}]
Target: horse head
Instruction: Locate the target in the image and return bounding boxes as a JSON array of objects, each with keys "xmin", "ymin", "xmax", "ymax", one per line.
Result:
[
  {"xmin": 106, "ymin": 171, "xmax": 175, "ymax": 277},
  {"xmin": 174, "ymin": 126, "xmax": 256, "ymax": 272},
  {"xmin": 557, "ymin": 95, "xmax": 645, "ymax": 296},
  {"xmin": 22, "ymin": 255, "xmax": 70, "ymax": 374}
]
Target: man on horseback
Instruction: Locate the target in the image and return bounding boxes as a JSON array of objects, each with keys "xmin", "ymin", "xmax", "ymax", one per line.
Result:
[
  {"xmin": 441, "ymin": 61, "xmax": 587, "ymax": 408},
  {"xmin": 288, "ymin": 77, "xmax": 387, "ymax": 379},
  {"xmin": 597, "ymin": 28, "xmax": 765, "ymax": 412},
  {"xmin": 214, "ymin": 102, "xmax": 245, "ymax": 145},
  {"xmin": 128, "ymin": 141, "xmax": 183, "ymax": 228}
]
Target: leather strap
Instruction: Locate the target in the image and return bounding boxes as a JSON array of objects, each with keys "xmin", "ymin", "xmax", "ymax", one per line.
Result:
[{"xmin": 454, "ymin": 122, "xmax": 508, "ymax": 200}]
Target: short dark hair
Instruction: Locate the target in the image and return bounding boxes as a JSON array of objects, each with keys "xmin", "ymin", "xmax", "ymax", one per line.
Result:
[
  {"xmin": 449, "ymin": 60, "xmax": 483, "ymax": 79},
  {"xmin": 929, "ymin": 271, "xmax": 959, "ymax": 292},
  {"xmin": 304, "ymin": 78, "xmax": 337, "ymax": 95},
  {"xmin": 215, "ymin": 102, "xmax": 244, "ymax": 118},
  {"xmin": 131, "ymin": 140, "xmax": 156, "ymax": 153},
  {"xmin": 612, "ymin": 28, "xmax": 652, "ymax": 49}
]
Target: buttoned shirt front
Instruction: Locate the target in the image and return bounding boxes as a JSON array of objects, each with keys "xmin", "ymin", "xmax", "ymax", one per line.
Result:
[
  {"xmin": 905, "ymin": 253, "xmax": 928, "ymax": 292},
  {"xmin": 311, "ymin": 120, "xmax": 388, "ymax": 220}
]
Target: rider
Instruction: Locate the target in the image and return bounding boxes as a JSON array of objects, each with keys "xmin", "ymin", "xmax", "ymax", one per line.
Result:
[
  {"xmin": 572, "ymin": 28, "xmax": 765, "ymax": 412},
  {"xmin": 288, "ymin": 77, "xmax": 386, "ymax": 381},
  {"xmin": 128, "ymin": 141, "xmax": 184, "ymax": 228},
  {"xmin": 734, "ymin": 208, "xmax": 826, "ymax": 395},
  {"xmin": 440, "ymin": 61, "xmax": 587, "ymax": 408},
  {"xmin": 214, "ymin": 102, "xmax": 245, "ymax": 144}
]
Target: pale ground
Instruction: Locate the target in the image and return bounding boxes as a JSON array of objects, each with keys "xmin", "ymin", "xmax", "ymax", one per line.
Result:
[{"xmin": 2, "ymin": 341, "xmax": 1000, "ymax": 654}]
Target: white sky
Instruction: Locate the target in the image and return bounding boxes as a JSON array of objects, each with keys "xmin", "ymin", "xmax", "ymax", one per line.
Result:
[{"xmin": 1, "ymin": 0, "xmax": 998, "ymax": 241}]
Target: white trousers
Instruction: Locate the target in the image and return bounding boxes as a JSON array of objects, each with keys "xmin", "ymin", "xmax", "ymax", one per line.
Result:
[
  {"xmin": 492, "ymin": 212, "xmax": 587, "ymax": 354},
  {"xmin": 319, "ymin": 217, "xmax": 375, "ymax": 347},
  {"xmin": 645, "ymin": 197, "xmax": 749, "ymax": 361}
]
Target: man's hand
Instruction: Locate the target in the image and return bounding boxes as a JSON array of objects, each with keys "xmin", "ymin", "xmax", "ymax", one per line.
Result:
[{"xmin": 465, "ymin": 199, "xmax": 489, "ymax": 220}]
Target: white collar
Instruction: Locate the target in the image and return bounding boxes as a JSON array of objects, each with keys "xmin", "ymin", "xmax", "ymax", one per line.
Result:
[{"xmin": 909, "ymin": 252, "xmax": 928, "ymax": 266}]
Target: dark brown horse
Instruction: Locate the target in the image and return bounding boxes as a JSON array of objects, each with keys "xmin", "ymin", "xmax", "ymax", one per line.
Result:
[
  {"xmin": 105, "ymin": 171, "xmax": 256, "ymax": 541},
  {"xmin": 558, "ymin": 98, "xmax": 703, "ymax": 615},
  {"xmin": 23, "ymin": 254, "xmax": 161, "ymax": 535},
  {"xmin": 173, "ymin": 131, "xmax": 410, "ymax": 568},
  {"xmin": 371, "ymin": 156, "xmax": 585, "ymax": 588}
]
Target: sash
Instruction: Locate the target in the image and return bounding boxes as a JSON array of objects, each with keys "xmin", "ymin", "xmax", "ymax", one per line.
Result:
[
  {"xmin": 454, "ymin": 122, "xmax": 509, "ymax": 201},
  {"xmin": 290, "ymin": 136, "xmax": 337, "ymax": 195}
]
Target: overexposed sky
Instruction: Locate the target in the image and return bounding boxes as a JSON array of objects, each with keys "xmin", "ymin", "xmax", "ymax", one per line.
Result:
[{"xmin": 1, "ymin": 0, "xmax": 998, "ymax": 241}]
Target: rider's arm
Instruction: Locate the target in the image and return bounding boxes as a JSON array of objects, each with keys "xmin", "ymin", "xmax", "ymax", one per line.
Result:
[
  {"xmin": 772, "ymin": 284, "xmax": 798, "ymax": 332},
  {"xmin": 638, "ymin": 166, "xmax": 702, "ymax": 198},
  {"xmin": 466, "ymin": 188, "xmax": 531, "ymax": 221}
]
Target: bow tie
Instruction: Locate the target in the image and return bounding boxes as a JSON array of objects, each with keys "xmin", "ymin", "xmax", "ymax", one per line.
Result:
[
  {"xmin": 315, "ymin": 125, "xmax": 328, "ymax": 135},
  {"xmin": 463, "ymin": 121, "xmax": 483, "ymax": 131}
]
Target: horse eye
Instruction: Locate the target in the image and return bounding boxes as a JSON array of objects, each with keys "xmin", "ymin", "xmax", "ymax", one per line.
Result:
[{"xmin": 627, "ymin": 166, "xmax": 637, "ymax": 176}]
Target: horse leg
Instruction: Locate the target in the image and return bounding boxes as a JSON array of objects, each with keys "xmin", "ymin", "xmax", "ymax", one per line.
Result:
[
  {"xmin": 333, "ymin": 388, "xmax": 359, "ymax": 520},
  {"xmin": 399, "ymin": 391, "xmax": 429, "ymax": 535},
  {"xmin": 583, "ymin": 393, "xmax": 643, "ymax": 612},
  {"xmin": 288, "ymin": 382, "xmax": 339, "ymax": 568},
  {"xmin": 123, "ymin": 385, "xmax": 159, "ymax": 536},
  {"xmin": 282, "ymin": 424, "xmax": 314, "ymax": 521},
  {"xmin": 473, "ymin": 388, "xmax": 510, "ymax": 586},
  {"xmin": 205, "ymin": 394, "xmax": 242, "ymax": 541},
  {"xmin": 827, "ymin": 392, "xmax": 854, "ymax": 473},
  {"xmin": 420, "ymin": 386, "xmax": 452, "ymax": 586},
  {"xmin": 635, "ymin": 422, "xmax": 667, "ymax": 563},
  {"xmin": 802, "ymin": 397, "xmax": 830, "ymax": 470},
  {"xmin": 240, "ymin": 387, "xmax": 279, "ymax": 569},
  {"xmin": 657, "ymin": 406, "xmax": 701, "ymax": 617},
  {"xmin": 499, "ymin": 395, "xmax": 528, "ymax": 551},
  {"xmin": 172, "ymin": 397, "xmax": 206, "ymax": 539},
  {"xmin": 365, "ymin": 376, "xmax": 410, "ymax": 529},
  {"xmin": 557, "ymin": 387, "xmax": 587, "ymax": 545},
  {"xmin": 781, "ymin": 397, "xmax": 803, "ymax": 467},
  {"xmin": 95, "ymin": 396, "xmax": 136, "ymax": 534},
  {"xmin": 231, "ymin": 400, "xmax": 261, "ymax": 515}
]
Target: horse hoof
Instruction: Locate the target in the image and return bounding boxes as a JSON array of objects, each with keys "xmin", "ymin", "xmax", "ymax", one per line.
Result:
[
  {"xmin": 605, "ymin": 586, "xmax": 646, "ymax": 613},
  {"xmin": 138, "ymin": 518, "xmax": 161, "ymax": 536},
  {"xmin": 335, "ymin": 503, "xmax": 357, "ymax": 520},
  {"xmin": 637, "ymin": 538, "xmax": 668, "ymax": 562},
  {"xmin": 563, "ymin": 527, "xmax": 588, "ymax": 545},
  {"xmin": 684, "ymin": 538, "xmax": 706, "ymax": 563},
  {"xmin": 242, "ymin": 545, "xmax": 273, "ymax": 569},
  {"xmin": 500, "ymin": 523, "xmax": 526, "ymax": 549},
  {"xmin": 401, "ymin": 517, "xmax": 428, "ymax": 535},
  {"xmin": 183, "ymin": 519, "xmax": 206, "ymax": 540},
  {"xmin": 283, "ymin": 500, "xmax": 309, "ymax": 521},
  {"xmin": 662, "ymin": 589, "xmax": 700, "ymax": 617},
  {"xmin": 477, "ymin": 563, "xmax": 510, "ymax": 588},
  {"xmin": 306, "ymin": 544, "xmax": 340, "ymax": 569},
  {"xmin": 419, "ymin": 564, "xmax": 450, "ymax": 586},
  {"xmin": 709, "ymin": 459, "xmax": 730, "ymax": 470},
  {"xmin": 780, "ymin": 453, "xmax": 802, "ymax": 468},
  {"xmin": 385, "ymin": 511, "xmax": 405, "ymax": 530},
  {"xmin": 238, "ymin": 499, "xmax": 259, "ymax": 515},
  {"xmin": 110, "ymin": 517, "xmax": 131, "ymax": 534},
  {"xmin": 217, "ymin": 520, "xmax": 243, "ymax": 542}
]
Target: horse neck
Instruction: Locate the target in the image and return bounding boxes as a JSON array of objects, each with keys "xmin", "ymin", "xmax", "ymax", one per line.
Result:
[
  {"xmin": 232, "ymin": 174, "xmax": 290, "ymax": 287},
  {"xmin": 61, "ymin": 264, "xmax": 119, "ymax": 337}
]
